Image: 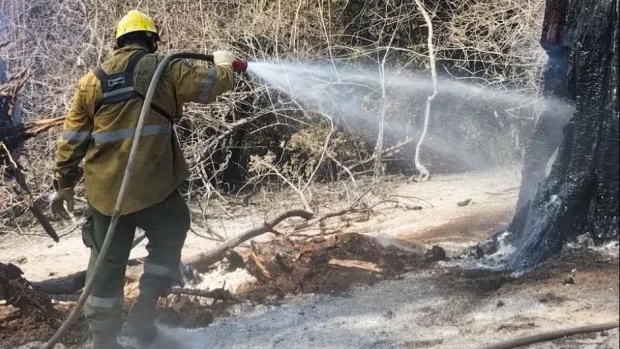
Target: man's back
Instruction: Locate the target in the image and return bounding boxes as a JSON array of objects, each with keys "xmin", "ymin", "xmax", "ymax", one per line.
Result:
[
  {"xmin": 55, "ymin": 44, "xmax": 234, "ymax": 215},
  {"xmin": 50, "ymin": 11, "xmax": 239, "ymax": 348}
]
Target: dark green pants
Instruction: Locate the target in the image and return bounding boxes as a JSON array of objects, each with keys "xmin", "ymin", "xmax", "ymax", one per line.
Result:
[{"xmin": 82, "ymin": 190, "xmax": 190, "ymax": 334}]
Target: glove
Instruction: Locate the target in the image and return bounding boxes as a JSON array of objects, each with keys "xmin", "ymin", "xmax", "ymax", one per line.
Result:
[
  {"xmin": 212, "ymin": 50, "xmax": 234, "ymax": 67},
  {"xmin": 232, "ymin": 58, "xmax": 248, "ymax": 73},
  {"xmin": 51, "ymin": 187, "xmax": 74, "ymax": 220}
]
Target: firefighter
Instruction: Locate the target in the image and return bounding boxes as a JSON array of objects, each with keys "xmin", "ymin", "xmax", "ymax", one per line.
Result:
[{"xmin": 51, "ymin": 10, "xmax": 237, "ymax": 348}]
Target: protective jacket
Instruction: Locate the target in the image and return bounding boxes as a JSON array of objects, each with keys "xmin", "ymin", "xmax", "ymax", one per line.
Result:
[{"xmin": 55, "ymin": 45, "xmax": 234, "ymax": 215}]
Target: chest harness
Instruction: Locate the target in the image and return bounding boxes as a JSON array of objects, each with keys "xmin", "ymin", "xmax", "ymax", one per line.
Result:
[{"xmin": 93, "ymin": 51, "xmax": 174, "ymax": 122}]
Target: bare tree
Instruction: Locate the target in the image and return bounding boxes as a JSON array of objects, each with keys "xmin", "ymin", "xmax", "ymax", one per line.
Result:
[
  {"xmin": 373, "ymin": 18, "xmax": 399, "ymax": 181},
  {"xmin": 0, "ymin": 0, "xmax": 547, "ymax": 233},
  {"xmin": 411, "ymin": 0, "xmax": 437, "ymax": 182}
]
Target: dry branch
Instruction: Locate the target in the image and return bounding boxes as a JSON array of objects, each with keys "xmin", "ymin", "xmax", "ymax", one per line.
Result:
[
  {"xmin": 183, "ymin": 209, "xmax": 313, "ymax": 272},
  {"xmin": 373, "ymin": 6, "xmax": 400, "ymax": 181},
  {"xmin": 30, "ymin": 210, "xmax": 312, "ymax": 295},
  {"xmin": 1, "ymin": 0, "xmax": 545, "ymax": 235},
  {"xmin": 348, "ymin": 138, "xmax": 415, "ymax": 173},
  {"xmin": 328, "ymin": 259, "xmax": 383, "ymax": 273},
  {"xmin": 412, "ymin": 0, "xmax": 436, "ymax": 182},
  {"xmin": 169, "ymin": 287, "xmax": 239, "ymax": 302},
  {"xmin": 31, "ymin": 271, "xmax": 86, "ymax": 296},
  {"xmin": 314, "ymin": 184, "xmax": 375, "ymax": 223},
  {"xmin": 0, "ymin": 262, "xmax": 55, "ymax": 318},
  {"xmin": 23, "ymin": 116, "xmax": 65, "ymax": 139},
  {"xmin": 1, "ymin": 143, "xmax": 59, "ymax": 242}
]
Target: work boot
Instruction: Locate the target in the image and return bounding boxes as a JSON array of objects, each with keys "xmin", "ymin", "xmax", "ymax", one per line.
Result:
[
  {"xmin": 92, "ymin": 332, "xmax": 124, "ymax": 349},
  {"xmin": 125, "ymin": 291, "xmax": 159, "ymax": 345}
]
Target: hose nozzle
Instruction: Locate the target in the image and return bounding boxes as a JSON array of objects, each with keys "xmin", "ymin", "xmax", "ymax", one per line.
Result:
[{"xmin": 233, "ymin": 58, "xmax": 248, "ymax": 73}]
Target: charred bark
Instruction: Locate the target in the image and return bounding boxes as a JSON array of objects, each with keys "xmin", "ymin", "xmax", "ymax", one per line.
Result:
[
  {"xmin": 0, "ymin": 262, "xmax": 55, "ymax": 315},
  {"xmin": 508, "ymin": 0, "xmax": 619, "ymax": 270},
  {"xmin": 511, "ymin": 0, "xmax": 573, "ymax": 231},
  {"xmin": 1, "ymin": 57, "xmax": 28, "ymax": 173},
  {"xmin": 30, "ymin": 271, "xmax": 87, "ymax": 295}
]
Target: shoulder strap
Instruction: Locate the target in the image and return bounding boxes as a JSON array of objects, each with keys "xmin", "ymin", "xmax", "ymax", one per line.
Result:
[
  {"xmin": 92, "ymin": 50, "xmax": 145, "ymax": 88},
  {"xmin": 125, "ymin": 51, "xmax": 147, "ymax": 74},
  {"xmin": 93, "ymin": 51, "xmax": 175, "ymax": 122},
  {"xmin": 93, "ymin": 67, "xmax": 108, "ymax": 85},
  {"xmin": 93, "ymin": 52, "xmax": 144, "ymax": 112}
]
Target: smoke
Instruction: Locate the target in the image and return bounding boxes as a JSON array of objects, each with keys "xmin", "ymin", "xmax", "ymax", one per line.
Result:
[{"xmin": 247, "ymin": 60, "xmax": 567, "ymax": 171}]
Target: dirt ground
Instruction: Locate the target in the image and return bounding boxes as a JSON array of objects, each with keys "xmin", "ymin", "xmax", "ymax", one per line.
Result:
[
  {"xmin": 1, "ymin": 169, "xmax": 618, "ymax": 349},
  {"xmin": 165, "ymin": 249, "xmax": 618, "ymax": 349},
  {"xmin": 1, "ymin": 170, "xmax": 518, "ymax": 282}
]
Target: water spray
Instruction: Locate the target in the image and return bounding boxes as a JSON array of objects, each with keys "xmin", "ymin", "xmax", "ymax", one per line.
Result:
[{"xmin": 43, "ymin": 52, "xmax": 247, "ymax": 349}]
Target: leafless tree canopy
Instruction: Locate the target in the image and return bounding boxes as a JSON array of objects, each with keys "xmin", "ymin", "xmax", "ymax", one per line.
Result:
[{"xmin": 0, "ymin": 0, "xmax": 545, "ymax": 230}]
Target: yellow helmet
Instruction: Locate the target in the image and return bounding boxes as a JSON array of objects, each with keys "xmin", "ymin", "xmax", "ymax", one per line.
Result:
[{"xmin": 115, "ymin": 10, "xmax": 158, "ymax": 39}]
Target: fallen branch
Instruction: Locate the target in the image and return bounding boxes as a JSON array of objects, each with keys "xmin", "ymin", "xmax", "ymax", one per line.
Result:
[
  {"xmin": 23, "ymin": 116, "xmax": 65, "ymax": 138},
  {"xmin": 389, "ymin": 194, "xmax": 434, "ymax": 208},
  {"xmin": 183, "ymin": 209, "xmax": 313, "ymax": 272},
  {"xmin": 16, "ymin": 210, "xmax": 313, "ymax": 296},
  {"xmin": 316, "ymin": 184, "xmax": 374, "ymax": 223},
  {"xmin": 31, "ymin": 271, "xmax": 86, "ymax": 295},
  {"xmin": 249, "ymin": 159, "xmax": 313, "ymax": 212},
  {"xmin": 328, "ymin": 259, "xmax": 383, "ymax": 273},
  {"xmin": 1, "ymin": 142, "xmax": 59, "ymax": 242},
  {"xmin": 33, "ymin": 246, "xmax": 144, "ymax": 294},
  {"xmin": 348, "ymin": 138, "xmax": 415, "ymax": 173},
  {"xmin": 314, "ymin": 205, "xmax": 369, "ymax": 224},
  {"xmin": 289, "ymin": 185, "xmax": 375, "ymax": 236},
  {"xmin": 170, "ymin": 287, "xmax": 239, "ymax": 302},
  {"xmin": 0, "ymin": 262, "xmax": 54, "ymax": 317},
  {"xmin": 478, "ymin": 321, "xmax": 620, "ymax": 349}
]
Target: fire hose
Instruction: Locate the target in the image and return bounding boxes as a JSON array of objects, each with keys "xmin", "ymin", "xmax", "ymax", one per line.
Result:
[{"xmin": 42, "ymin": 52, "xmax": 247, "ymax": 349}]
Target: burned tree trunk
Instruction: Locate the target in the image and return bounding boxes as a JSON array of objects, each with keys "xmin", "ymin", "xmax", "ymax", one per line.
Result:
[
  {"xmin": 0, "ymin": 57, "xmax": 25, "ymax": 156},
  {"xmin": 509, "ymin": 0, "xmax": 619, "ymax": 270},
  {"xmin": 0, "ymin": 262, "xmax": 55, "ymax": 315},
  {"xmin": 511, "ymin": 0, "xmax": 573, "ymax": 229}
]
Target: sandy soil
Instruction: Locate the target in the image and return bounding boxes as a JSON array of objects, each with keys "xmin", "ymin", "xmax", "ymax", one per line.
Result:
[
  {"xmin": 2, "ymin": 170, "xmax": 519, "ymax": 281},
  {"xmin": 2, "ymin": 169, "xmax": 618, "ymax": 349}
]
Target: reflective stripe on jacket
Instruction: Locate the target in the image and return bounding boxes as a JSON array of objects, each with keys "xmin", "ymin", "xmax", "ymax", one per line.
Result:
[{"xmin": 55, "ymin": 45, "xmax": 234, "ymax": 215}]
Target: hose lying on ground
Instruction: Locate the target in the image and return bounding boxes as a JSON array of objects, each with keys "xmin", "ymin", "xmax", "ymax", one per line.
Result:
[
  {"xmin": 42, "ymin": 52, "xmax": 214, "ymax": 349},
  {"xmin": 478, "ymin": 321, "xmax": 619, "ymax": 349}
]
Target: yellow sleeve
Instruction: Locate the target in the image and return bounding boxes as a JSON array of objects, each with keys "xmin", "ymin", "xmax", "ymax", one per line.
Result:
[
  {"xmin": 54, "ymin": 76, "xmax": 94, "ymax": 189},
  {"xmin": 168, "ymin": 60, "xmax": 235, "ymax": 104}
]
